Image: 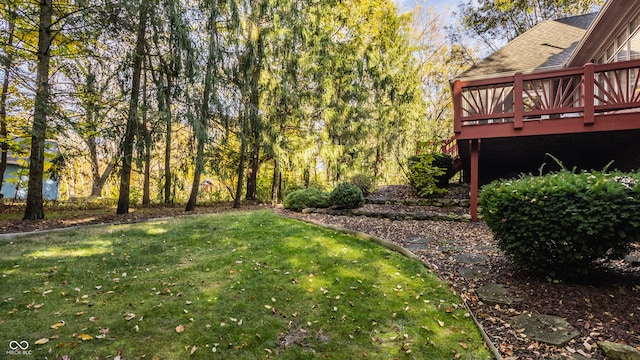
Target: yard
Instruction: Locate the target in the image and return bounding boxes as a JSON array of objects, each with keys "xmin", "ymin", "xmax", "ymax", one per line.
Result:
[{"xmin": 0, "ymin": 209, "xmax": 490, "ymax": 359}]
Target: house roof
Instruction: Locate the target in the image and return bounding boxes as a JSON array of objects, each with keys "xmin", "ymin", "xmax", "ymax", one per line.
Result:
[{"xmin": 459, "ymin": 13, "xmax": 597, "ymax": 81}]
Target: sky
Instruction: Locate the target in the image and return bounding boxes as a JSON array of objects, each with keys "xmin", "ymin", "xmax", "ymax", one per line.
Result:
[{"xmin": 395, "ymin": 0, "xmax": 463, "ymax": 15}]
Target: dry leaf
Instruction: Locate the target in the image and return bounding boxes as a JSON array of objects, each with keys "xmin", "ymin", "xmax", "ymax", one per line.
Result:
[
  {"xmin": 89, "ymin": 317, "xmax": 99, "ymax": 322},
  {"xmin": 190, "ymin": 345, "xmax": 198, "ymax": 355},
  {"xmin": 34, "ymin": 338, "xmax": 49, "ymax": 345},
  {"xmin": 77, "ymin": 334, "xmax": 93, "ymax": 341},
  {"xmin": 437, "ymin": 320, "xmax": 445, "ymax": 327},
  {"xmin": 459, "ymin": 341, "xmax": 468, "ymax": 349},
  {"xmin": 176, "ymin": 324, "xmax": 185, "ymax": 333},
  {"xmin": 51, "ymin": 321, "xmax": 65, "ymax": 329},
  {"xmin": 124, "ymin": 313, "xmax": 136, "ymax": 321}
]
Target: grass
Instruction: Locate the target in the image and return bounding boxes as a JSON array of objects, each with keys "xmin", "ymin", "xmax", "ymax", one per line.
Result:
[{"xmin": 0, "ymin": 210, "xmax": 491, "ymax": 359}]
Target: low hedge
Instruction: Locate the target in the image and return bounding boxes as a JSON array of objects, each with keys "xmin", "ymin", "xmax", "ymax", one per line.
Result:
[
  {"xmin": 283, "ymin": 188, "xmax": 331, "ymax": 212},
  {"xmin": 480, "ymin": 170, "xmax": 640, "ymax": 278}
]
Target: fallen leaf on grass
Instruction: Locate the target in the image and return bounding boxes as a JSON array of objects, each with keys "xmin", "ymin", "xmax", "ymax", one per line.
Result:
[
  {"xmin": 51, "ymin": 321, "xmax": 65, "ymax": 329},
  {"xmin": 34, "ymin": 338, "xmax": 49, "ymax": 345},
  {"xmin": 176, "ymin": 324, "xmax": 185, "ymax": 333},
  {"xmin": 190, "ymin": 345, "xmax": 198, "ymax": 355},
  {"xmin": 459, "ymin": 341, "xmax": 468, "ymax": 349},
  {"xmin": 124, "ymin": 313, "xmax": 136, "ymax": 321},
  {"xmin": 77, "ymin": 334, "xmax": 93, "ymax": 341},
  {"xmin": 437, "ymin": 320, "xmax": 445, "ymax": 327}
]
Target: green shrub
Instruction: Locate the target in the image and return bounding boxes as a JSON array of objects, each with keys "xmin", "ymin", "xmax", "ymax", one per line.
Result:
[
  {"xmin": 407, "ymin": 153, "xmax": 450, "ymax": 197},
  {"xmin": 283, "ymin": 188, "xmax": 331, "ymax": 212},
  {"xmin": 330, "ymin": 182, "xmax": 365, "ymax": 209},
  {"xmin": 349, "ymin": 173, "xmax": 377, "ymax": 196},
  {"xmin": 480, "ymin": 170, "xmax": 640, "ymax": 278}
]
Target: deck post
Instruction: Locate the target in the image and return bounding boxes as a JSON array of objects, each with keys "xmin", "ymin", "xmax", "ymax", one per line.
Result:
[
  {"xmin": 453, "ymin": 80, "xmax": 462, "ymax": 134},
  {"xmin": 584, "ymin": 63, "xmax": 595, "ymax": 125},
  {"xmin": 514, "ymin": 72, "xmax": 523, "ymax": 130},
  {"xmin": 470, "ymin": 139, "xmax": 480, "ymax": 222}
]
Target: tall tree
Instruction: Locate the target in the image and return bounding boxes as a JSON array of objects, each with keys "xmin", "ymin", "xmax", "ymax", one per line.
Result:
[
  {"xmin": 459, "ymin": 0, "xmax": 604, "ymax": 48},
  {"xmin": 117, "ymin": 0, "xmax": 149, "ymax": 214},
  {"xmin": 23, "ymin": 0, "xmax": 53, "ymax": 220},
  {"xmin": 185, "ymin": 0, "xmax": 221, "ymax": 212}
]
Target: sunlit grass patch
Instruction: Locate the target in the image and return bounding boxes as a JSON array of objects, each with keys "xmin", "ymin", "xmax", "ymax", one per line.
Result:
[{"xmin": 0, "ymin": 210, "xmax": 491, "ymax": 359}]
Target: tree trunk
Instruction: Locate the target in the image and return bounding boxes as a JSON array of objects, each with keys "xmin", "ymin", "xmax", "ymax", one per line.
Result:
[
  {"xmin": 233, "ymin": 134, "xmax": 246, "ymax": 208},
  {"xmin": 186, "ymin": 4, "xmax": 217, "ymax": 211},
  {"xmin": 24, "ymin": 0, "xmax": 53, "ymax": 220},
  {"xmin": 0, "ymin": 14, "xmax": 14, "ymax": 199},
  {"xmin": 185, "ymin": 135, "xmax": 204, "ymax": 211},
  {"xmin": 163, "ymin": 72, "xmax": 173, "ymax": 204},
  {"xmin": 142, "ymin": 65, "xmax": 151, "ymax": 205},
  {"xmin": 117, "ymin": 0, "xmax": 149, "ymax": 215},
  {"xmin": 245, "ymin": 145, "xmax": 259, "ymax": 201},
  {"xmin": 271, "ymin": 157, "xmax": 280, "ymax": 206},
  {"xmin": 90, "ymin": 162, "xmax": 114, "ymax": 197}
]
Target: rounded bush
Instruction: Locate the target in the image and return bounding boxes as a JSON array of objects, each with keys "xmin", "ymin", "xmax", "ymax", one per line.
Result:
[
  {"xmin": 480, "ymin": 170, "xmax": 640, "ymax": 278},
  {"xmin": 330, "ymin": 182, "xmax": 365, "ymax": 209},
  {"xmin": 349, "ymin": 174, "xmax": 377, "ymax": 196},
  {"xmin": 283, "ymin": 188, "xmax": 331, "ymax": 212}
]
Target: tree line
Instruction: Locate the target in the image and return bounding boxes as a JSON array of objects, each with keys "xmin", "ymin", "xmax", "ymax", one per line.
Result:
[{"xmin": 1, "ymin": 0, "xmax": 601, "ymax": 220}]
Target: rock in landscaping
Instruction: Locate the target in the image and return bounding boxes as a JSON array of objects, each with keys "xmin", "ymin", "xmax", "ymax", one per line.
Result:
[
  {"xmin": 476, "ymin": 284, "xmax": 521, "ymax": 306},
  {"xmin": 453, "ymin": 253, "xmax": 489, "ymax": 264},
  {"xmin": 404, "ymin": 237, "xmax": 433, "ymax": 253},
  {"xmin": 597, "ymin": 341, "xmax": 640, "ymax": 360},
  {"xmin": 511, "ymin": 313, "xmax": 580, "ymax": 346},
  {"xmin": 625, "ymin": 253, "xmax": 640, "ymax": 267},
  {"xmin": 457, "ymin": 266, "xmax": 490, "ymax": 281}
]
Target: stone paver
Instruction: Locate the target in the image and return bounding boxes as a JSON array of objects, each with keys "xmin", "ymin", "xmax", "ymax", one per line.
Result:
[
  {"xmin": 476, "ymin": 283, "xmax": 522, "ymax": 306},
  {"xmin": 457, "ymin": 266, "xmax": 490, "ymax": 281},
  {"xmin": 511, "ymin": 313, "xmax": 580, "ymax": 346},
  {"xmin": 453, "ymin": 253, "xmax": 489, "ymax": 265},
  {"xmin": 404, "ymin": 237, "xmax": 433, "ymax": 253}
]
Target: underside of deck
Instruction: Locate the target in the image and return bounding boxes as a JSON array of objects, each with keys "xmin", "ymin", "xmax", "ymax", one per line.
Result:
[{"xmin": 457, "ymin": 127, "xmax": 640, "ymax": 186}]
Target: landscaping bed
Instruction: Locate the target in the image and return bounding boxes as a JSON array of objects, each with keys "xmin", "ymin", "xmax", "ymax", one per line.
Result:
[{"xmin": 277, "ymin": 185, "xmax": 640, "ymax": 360}]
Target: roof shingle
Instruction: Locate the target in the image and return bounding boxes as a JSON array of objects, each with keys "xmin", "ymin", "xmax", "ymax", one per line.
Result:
[{"xmin": 459, "ymin": 13, "xmax": 597, "ymax": 80}]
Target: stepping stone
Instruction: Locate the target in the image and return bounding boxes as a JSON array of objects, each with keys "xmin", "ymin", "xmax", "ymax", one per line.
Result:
[
  {"xmin": 457, "ymin": 266, "xmax": 490, "ymax": 280},
  {"xmin": 625, "ymin": 253, "xmax": 640, "ymax": 267},
  {"xmin": 404, "ymin": 237, "xmax": 432, "ymax": 253},
  {"xmin": 597, "ymin": 341, "xmax": 640, "ymax": 360},
  {"xmin": 476, "ymin": 284, "xmax": 521, "ymax": 306},
  {"xmin": 511, "ymin": 314, "xmax": 580, "ymax": 346},
  {"xmin": 438, "ymin": 246, "xmax": 462, "ymax": 254},
  {"xmin": 453, "ymin": 253, "xmax": 489, "ymax": 264}
]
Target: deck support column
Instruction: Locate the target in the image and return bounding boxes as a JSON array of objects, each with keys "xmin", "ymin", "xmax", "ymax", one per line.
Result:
[
  {"xmin": 470, "ymin": 139, "xmax": 480, "ymax": 222},
  {"xmin": 584, "ymin": 63, "xmax": 595, "ymax": 125}
]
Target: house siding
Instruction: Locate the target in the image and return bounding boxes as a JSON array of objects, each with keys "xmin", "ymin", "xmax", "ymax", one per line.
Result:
[{"xmin": 2, "ymin": 164, "xmax": 60, "ymax": 201}]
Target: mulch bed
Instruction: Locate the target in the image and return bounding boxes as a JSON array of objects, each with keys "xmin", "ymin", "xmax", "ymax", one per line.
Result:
[
  {"xmin": 2, "ymin": 189, "xmax": 639, "ymax": 359},
  {"xmin": 277, "ymin": 185, "xmax": 640, "ymax": 360}
]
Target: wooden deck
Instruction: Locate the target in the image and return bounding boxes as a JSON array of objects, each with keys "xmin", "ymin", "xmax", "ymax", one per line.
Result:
[{"xmin": 452, "ymin": 59, "xmax": 640, "ymax": 221}]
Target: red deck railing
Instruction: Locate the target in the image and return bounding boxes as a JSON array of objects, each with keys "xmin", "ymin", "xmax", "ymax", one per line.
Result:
[{"xmin": 453, "ymin": 59, "xmax": 640, "ymax": 140}]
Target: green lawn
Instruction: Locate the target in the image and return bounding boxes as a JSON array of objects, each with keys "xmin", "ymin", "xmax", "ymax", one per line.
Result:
[{"xmin": 0, "ymin": 210, "xmax": 491, "ymax": 359}]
